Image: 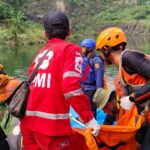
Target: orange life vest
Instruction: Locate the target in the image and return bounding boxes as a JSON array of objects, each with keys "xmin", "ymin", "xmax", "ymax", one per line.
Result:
[
  {"xmin": 115, "ymin": 50, "xmax": 149, "ymax": 99},
  {"xmin": 0, "ymin": 77, "xmax": 20, "ymax": 102},
  {"xmin": 82, "ymin": 60, "xmax": 108, "ymax": 91},
  {"xmin": 114, "ymin": 50, "xmax": 150, "ymax": 121},
  {"xmin": 103, "ymin": 75, "xmax": 108, "ymax": 91}
]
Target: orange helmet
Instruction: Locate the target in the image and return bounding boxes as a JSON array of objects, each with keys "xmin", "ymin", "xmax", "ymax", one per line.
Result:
[{"xmin": 96, "ymin": 27, "xmax": 127, "ymax": 50}]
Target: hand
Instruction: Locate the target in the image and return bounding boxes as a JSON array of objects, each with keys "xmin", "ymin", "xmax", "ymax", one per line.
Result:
[
  {"xmin": 120, "ymin": 96, "xmax": 135, "ymax": 110},
  {"xmin": 86, "ymin": 118, "xmax": 101, "ymax": 137}
]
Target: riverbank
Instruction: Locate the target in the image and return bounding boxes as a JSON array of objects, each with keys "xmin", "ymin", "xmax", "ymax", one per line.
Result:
[
  {"xmin": 0, "ymin": 22, "xmax": 46, "ymax": 47},
  {"xmin": 0, "ymin": 20, "xmax": 150, "ymax": 47},
  {"xmin": 0, "ymin": 1, "xmax": 150, "ymax": 46}
]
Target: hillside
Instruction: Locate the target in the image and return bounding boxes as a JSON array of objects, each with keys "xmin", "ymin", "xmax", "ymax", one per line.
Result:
[
  {"xmin": 0, "ymin": 0, "xmax": 150, "ymax": 45},
  {"xmin": 22, "ymin": 0, "xmax": 150, "ymax": 38}
]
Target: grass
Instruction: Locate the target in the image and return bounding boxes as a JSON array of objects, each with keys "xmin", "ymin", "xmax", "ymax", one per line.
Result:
[
  {"xmin": 1, "ymin": 1, "xmax": 150, "ymax": 45},
  {"xmin": 0, "ymin": 21, "xmax": 46, "ymax": 46},
  {"xmin": 68, "ymin": 4, "xmax": 150, "ymax": 43}
]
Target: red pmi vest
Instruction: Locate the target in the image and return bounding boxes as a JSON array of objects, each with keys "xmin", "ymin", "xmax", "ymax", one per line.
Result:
[{"xmin": 21, "ymin": 38, "xmax": 93, "ymax": 136}]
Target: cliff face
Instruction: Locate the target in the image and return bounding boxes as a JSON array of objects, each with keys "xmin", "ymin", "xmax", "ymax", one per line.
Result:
[
  {"xmin": 24, "ymin": 0, "xmax": 66, "ymax": 21},
  {"xmin": 118, "ymin": 0, "xmax": 137, "ymax": 4},
  {"xmin": 23, "ymin": 0, "xmax": 150, "ymax": 36},
  {"xmin": 23, "ymin": 0, "xmax": 139, "ymax": 16}
]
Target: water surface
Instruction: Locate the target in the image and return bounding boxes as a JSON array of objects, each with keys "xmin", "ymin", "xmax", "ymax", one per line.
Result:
[{"xmin": 0, "ymin": 35, "xmax": 150, "ymax": 89}]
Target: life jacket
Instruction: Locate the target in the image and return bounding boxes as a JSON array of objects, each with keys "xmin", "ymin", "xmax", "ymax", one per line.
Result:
[
  {"xmin": 114, "ymin": 50, "xmax": 150, "ymax": 122},
  {"xmin": 0, "ymin": 77, "xmax": 20, "ymax": 102},
  {"xmin": 82, "ymin": 55, "xmax": 108, "ymax": 90},
  {"xmin": 103, "ymin": 75, "xmax": 108, "ymax": 91},
  {"xmin": 74, "ymin": 106, "xmax": 144, "ymax": 150}
]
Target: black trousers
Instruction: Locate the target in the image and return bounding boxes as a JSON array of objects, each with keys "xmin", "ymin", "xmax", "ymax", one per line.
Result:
[
  {"xmin": 83, "ymin": 90, "xmax": 97, "ymax": 118},
  {"xmin": 0, "ymin": 126, "xmax": 10, "ymax": 150},
  {"xmin": 140, "ymin": 124, "xmax": 150, "ymax": 150},
  {"xmin": 103, "ymin": 114, "xmax": 116, "ymax": 125}
]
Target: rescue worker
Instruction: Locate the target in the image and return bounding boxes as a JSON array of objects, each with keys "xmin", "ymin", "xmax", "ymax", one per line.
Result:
[
  {"xmin": 93, "ymin": 88, "xmax": 118, "ymax": 125},
  {"xmin": 96, "ymin": 27, "xmax": 150, "ymax": 150},
  {"xmin": 81, "ymin": 38, "xmax": 105, "ymax": 117},
  {"xmin": 20, "ymin": 10, "xmax": 100, "ymax": 150}
]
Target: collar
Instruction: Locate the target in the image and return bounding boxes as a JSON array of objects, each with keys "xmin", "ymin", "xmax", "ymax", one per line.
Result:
[
  {"xmin": 88, "ymin": 53, "xmax": 97, "ymax": 59},
  {"xmin": 48, "ymin": 38, "xmax": 65, "ymax": 43}
]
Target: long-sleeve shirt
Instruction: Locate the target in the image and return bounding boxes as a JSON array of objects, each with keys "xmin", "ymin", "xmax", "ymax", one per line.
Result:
[
  {"xmin": 82, "ymin": 53, "xmax": 104, "ymax": 90},
  {"xmin": 122, "ymin": 50, "xmax": 150, "ymax": 101}
]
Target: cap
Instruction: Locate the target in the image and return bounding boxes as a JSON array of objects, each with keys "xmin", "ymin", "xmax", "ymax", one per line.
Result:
[{"xmin": 44, "ymin": 10, "xmax": 69, "ymax": 32}]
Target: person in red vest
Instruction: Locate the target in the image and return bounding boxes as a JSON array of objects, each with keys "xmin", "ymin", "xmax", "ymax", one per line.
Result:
[
  {"xmin": 20, "ymin": 10, "xmax": 100, "ymax": 150},
  {"xmin": 96, "ymin": 27, "xmax": 150, "ymax": 150}
]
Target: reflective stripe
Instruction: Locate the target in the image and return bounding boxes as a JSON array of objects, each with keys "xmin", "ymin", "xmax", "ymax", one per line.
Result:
[
  {"xmin": 26, "ymin": 111, "xmax": 69, "ymax": 120},
  {"xmin": 63, "ymin": 71, "xmax": 81, "ymax": 79},
  {"xmin": 64, "ymin": 88, "xmax": 83, "ymax": 99}
]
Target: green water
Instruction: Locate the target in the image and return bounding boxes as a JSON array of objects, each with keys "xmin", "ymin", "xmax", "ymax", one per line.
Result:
[
  {"xmin": 0, "ymin": 45, "xmax": 42, "ymax": 80},
  {"xmin": 0, "ymin": 35, "xmax": 150, "ymax": 90}
]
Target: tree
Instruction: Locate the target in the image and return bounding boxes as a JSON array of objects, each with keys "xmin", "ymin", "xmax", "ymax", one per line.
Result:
[
  {"xmin": 7, "ymin": 10, "xmax": 27, "ymax": 46},
  {"xmin": 5, "ymin": 0, "xmax": 26, "ymax": 9},
  {"xmin": 1, "ymin": 0, "xmax": 28, "ymax": 46}
]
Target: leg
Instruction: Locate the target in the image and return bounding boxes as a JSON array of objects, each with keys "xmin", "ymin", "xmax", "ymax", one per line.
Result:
[
  {"xmin": 20, "ymin": 125, "xmax": 41, "ymax": 150},
  {"xmin": 34, "ymin": 131, "xmax": 88, "ymax": 150},
  {"xmin": 21, "ymin": 126, "xmax": 88, "ymax": 150},
  {"xmin": 140, "ymin": 124, "xmax": 150, "ymax": 150},
  {"xmin": 0, "ymin": 126, "xmax": 10, "ymax": 150}
]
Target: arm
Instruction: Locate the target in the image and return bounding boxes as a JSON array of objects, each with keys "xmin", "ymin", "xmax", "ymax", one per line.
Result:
[
  {"xmin": 122, "ymin": 51, "xmax": 150, "ymax": 101},
  {"xmin": 62, "ymin": 44, "xmax": 94, "ymax": 123},
  {"xmin": 93, "ymin": 57, "xmax": 104, "ymax": 89}
]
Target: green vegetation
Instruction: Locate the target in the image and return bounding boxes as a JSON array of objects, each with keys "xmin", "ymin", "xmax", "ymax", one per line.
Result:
[
  {"xmin": 0, "ymin": 0, "xmax": 150, "ymax": 46},
  {"xmin": 65, "ymin": 0, "xmax": 150, "ymax": 43},
  {"xmin": 0, "ymin": 0, "xmax": 45, "ymax": 47}
]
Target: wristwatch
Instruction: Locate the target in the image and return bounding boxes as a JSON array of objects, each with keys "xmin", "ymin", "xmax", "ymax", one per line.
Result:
[{"xmin": 129, "ymin": 95, "xmax": 136, "ymax": 103}]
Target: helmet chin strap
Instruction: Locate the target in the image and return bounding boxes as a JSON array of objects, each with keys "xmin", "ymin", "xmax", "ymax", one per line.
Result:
[
  {"xmin": 101, "ymin": 47, "xmax": 112, "ymax": 65},
  {"xmin": 85, "ymin": 48, "xmax": 91, "ymax": 57},
  {"xmin": 85, "ymin": 50, "xmax": 88, "ymax": 56}
]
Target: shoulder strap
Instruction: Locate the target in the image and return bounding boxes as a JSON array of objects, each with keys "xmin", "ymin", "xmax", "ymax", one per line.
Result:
[
  {"xmin": 119, "ymin": 50, "xmax": 128, "ymax": 85},
  {"xmin": 88, "ymin": 55, "xmax": 96, "ymax": 68},
  {"xmin": 82, "ymin": 65, "xmax": 90, "ymax": 81},
  {"xmin": 28, "ymin": 44, "xmax": 55, "ymax": 83}
]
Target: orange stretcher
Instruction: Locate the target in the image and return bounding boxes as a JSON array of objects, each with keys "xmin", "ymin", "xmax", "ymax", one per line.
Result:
[{"xmin": 73, "ymin": 106, "xmax": 144, "ymax": 150}]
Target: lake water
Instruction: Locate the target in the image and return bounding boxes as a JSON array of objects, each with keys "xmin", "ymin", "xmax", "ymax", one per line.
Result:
[{"xmin": 0, "ymin": 35, "xmax": 150, "ymax": 90}]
